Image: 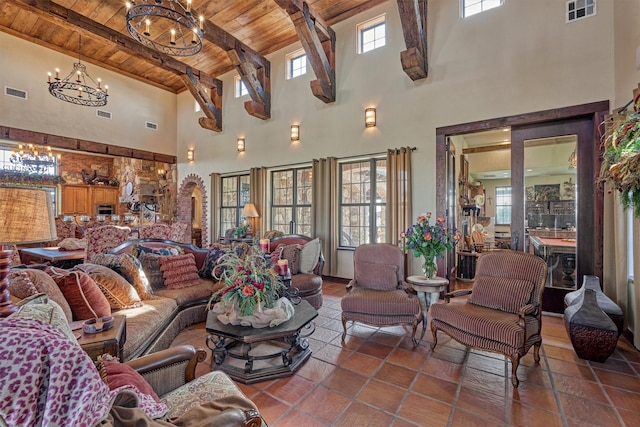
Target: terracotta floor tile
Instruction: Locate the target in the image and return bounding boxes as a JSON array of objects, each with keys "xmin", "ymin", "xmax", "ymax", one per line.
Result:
[
  {"xmin": 312, "ymin": 343, "xmax": 353, "ymax": 365},
  {"xmin": 546, "ymin": 357, "xmax": 595, "ymax": 381},
  {"xmin": 509, "ymin": 401, "xmax": 564, "ymax": 427},
  {"xmin": 602, "ymin": 385, "xmax": 640, "ymax": 413},
  {"xmin": 264, "ymin": 375, "xmax": 316, "ymax": 405},
  {"xmin": 387, "ymin": 347, "xmax": 427, "ymax": 370},
  {"xmin": 296, "ymin": 356, "xmax": 336, "ymax": 383},
  {"xmin": 618, "ymin": 408, "xmax": 640, "ymax": 427},
  {"xmin": 461, "ymin": 367, "xmax": 508, "ymax": 397},
  {"xmin": 544, "ymin": 345, "xmax": 587, "ymax": 365},
  {"xmin": 391, "ymin": 418, "xmax": 422, "ymax": 427},
  {"xmin": 312, "ymin": 325, "xmax": 343, "ymax": 343},
  {"xmin": 430, "ymin": 344, "xmax": 468, "ymax": 364},
  {"xmin": 466, "ymin": 352, "xmax": 507, "ymax": 376},
  {"xmin": 515, "ymin": 364, "xmax": 552, "ymax": 388},
  {"xmin": 456, "ymin": 386, "xmax": 507, "ymax": 422},
  {"xmin": 397, "ymin": 393, "xmax": 451, "ymax": 427},
  {"xmin": 250, "ymin": 391, "xmax": 291, "ymax": 425},
  {"xmin": 341, "ymin": 352, "xmax": 383, "ymax": 377},
  {"xmin": 588, "ymin": 357, "xmax": 636, "ymax": 375},
  {"xmin": 367, "ymin": 330, "xmax": 405, "ymax": 347},
  {"xmin": 355, "ymin": 340, "xmax": 395, "ymax": 360},
  {"xmin": 449, "ymin": 408, "xmax": 505, "ymax": 427},
  {"xmin": 373, "ymin": 362, "xmax": 417, "ymax": 388},
  {"xmin": 552, "ymin": 373, "xmax": 609, "ymax": 404},
  {"xmin": 421, "ymin": 356, "xmax": 464, "ymax": 383},
  {"xmin": 297, "ymin": 385, "xmax": 352, "ymax": 424},
  {"xmin": 321, "ymin": 367, "xmax": 368, "ymax": 397},
  {"xmin": 411, "ymin": 373, "xmax": 458, "ymax": 405},
  {"xmin": 275, "ymin": 408, "xmax": 329, "ymax": 427},
  {"xmin": 509, "ymin": 381, "xmax": 559, "ymax": 412},
  {"xmin": 357, "ymin": 379, "xmax": 407, "ymax": 413},
  {"xmin": 558, "ymin": 392, "xmax": 621, "ymax": 426},
  {"xmin": 334, "ymin": 401, "xmax": 395, "ymax": 427},
  {"xmin": 592, "ymin": 367, "xmax": 640, "ymax": 393}
]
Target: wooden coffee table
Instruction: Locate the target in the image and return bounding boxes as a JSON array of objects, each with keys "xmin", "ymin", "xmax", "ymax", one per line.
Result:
[
  {"xmin": 70, "ymin": 315, "xmax": 127, "ymax": 361},
  {"xmin": 205, "ymin": 300, "xmax": 317, "ymax": 384}
]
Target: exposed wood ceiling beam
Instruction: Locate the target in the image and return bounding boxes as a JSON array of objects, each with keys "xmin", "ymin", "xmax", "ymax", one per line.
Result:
[
  {"xmin": 397, "ymin": 0, "xmax": 428, "ymax": 80},
  {"xmin": 274, "ymin": 0, "xmax": 336, "ymax": 103},
  {"xmin": 181, "ymin": 68, "xmax": 222, "ymax": 132}
]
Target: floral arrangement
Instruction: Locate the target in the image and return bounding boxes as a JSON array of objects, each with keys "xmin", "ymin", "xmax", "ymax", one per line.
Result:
[
  {"xmin": 599, "ymin": 93, "xmax": 640, "ymax": 217},
  {"xmin": 233, "ymin": 224, "xmax": 250, "ymax": 237},
  {"xmin": 208, "ymin": 244, "xmax": 283, "ymax": 317},
  {"xmin": 400, "ymin": 213, "xmax": 460, "ymax": 278}
]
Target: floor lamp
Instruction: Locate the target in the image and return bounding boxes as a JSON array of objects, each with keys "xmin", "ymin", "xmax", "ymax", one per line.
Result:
[{"xmin": 0, "ymin": 187, "xmax": 57, "ymax": 317}]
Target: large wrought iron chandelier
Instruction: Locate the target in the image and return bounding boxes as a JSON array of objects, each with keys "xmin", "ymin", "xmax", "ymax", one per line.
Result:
[
  {"xmin": 125, "ymin": 0, "xmax": 204, "ymax": 57},
  {"xmin": 47, "ymin": 36, "xmax": 108, "ymax": 107},
  {"xmin": 10, "ymin": 143, "xmax": 61, "ymax": 174}
]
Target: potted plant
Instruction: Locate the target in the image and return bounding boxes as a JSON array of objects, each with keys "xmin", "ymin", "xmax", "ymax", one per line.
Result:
[{"xmin": 599, "ymin": 95, "xmax": 640, "ymax": 217}]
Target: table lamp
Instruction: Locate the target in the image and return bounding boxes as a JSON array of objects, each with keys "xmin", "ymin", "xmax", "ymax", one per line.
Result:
[
  {"xmin": 0, "ymin": 187, "xmax": 57, "ymax": 316},
  {"xmin": 242, "ymin": 203, "xmax": 260, "ymax": 232}
]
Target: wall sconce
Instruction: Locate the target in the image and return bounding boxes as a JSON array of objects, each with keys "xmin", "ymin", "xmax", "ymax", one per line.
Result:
[
  {"xmin": 157, "ymin": 168, "xmax": 167, "ymax": 179},
  {"xmin": 365, "ymin": 107, "xmax": 377, "ymax": 128},
  {"xmin": 237, "ymin": 138, "xmax": 245, "ymax": 152},
  {"xmin": 187, "ymin": 149, "xmax": 194, "ymax": 162},
  {"xmin": 290, "ymin": 124, "xmax": 300, "ymax": 142}
]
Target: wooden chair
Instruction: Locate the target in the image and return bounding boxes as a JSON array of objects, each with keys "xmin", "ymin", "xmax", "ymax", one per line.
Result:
[{"xmin": 430, "ymin": 250, "xmax": 547, "ymax": 387}]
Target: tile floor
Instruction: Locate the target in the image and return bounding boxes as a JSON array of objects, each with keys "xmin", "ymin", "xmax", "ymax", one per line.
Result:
[{"xmin": 171, "ymin": 280, "xmax": 640, "ymax": 427}]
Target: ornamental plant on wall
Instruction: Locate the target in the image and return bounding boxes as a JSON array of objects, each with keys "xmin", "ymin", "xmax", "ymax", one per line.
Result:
[{"xmin": 599, "ymin": 87, "xmax": 640, "ymax": 217}]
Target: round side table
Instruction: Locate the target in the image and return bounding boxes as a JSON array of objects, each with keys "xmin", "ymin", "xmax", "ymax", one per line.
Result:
[{"xmin": 406, "ymin": 275, "xmax": 448, "ymax": 344}]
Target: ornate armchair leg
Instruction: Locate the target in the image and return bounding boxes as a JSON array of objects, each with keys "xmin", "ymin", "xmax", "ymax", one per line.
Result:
[
  {"xmin": 510, "ymin": 354, "xmax": 521, "ymax": 388},
  {"xmin": 341, "ymin": 315, "xmax": 347, "ymax": 341},
  {"xmin": 533, "ymin": 342, "xmax": 541, "ymax": 363},
  {"xmin": 429, "ymin": 322, "xmax": 438, "ymax": 350},
  {"xmin": 411, "ymin": 319, "xmax": 418, "ymax": 347}
]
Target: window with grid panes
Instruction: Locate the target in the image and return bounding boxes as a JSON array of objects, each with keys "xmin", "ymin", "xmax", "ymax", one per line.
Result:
[
  {"xmin": 495, "ymin": 186, "xmax": 512, "ymax": 225},
  {"xmin": 357, "ymin": 15, "xmax": 386, "ymax": 54},
  {"xmin": 271, "ymin": 167, "xmax": 312, "ymax": 236},
  {"xmin": 339, "ymin": 159, "xmax": 387, "ymax": 247},
  {"xmin": 220, "ymin": 175, "xmax": 250, "ymax": 236},
  {"xmin": 461, "ymin": 0, "xmax": 503, "ymax": 18},
  {"xmin": 287, "ymin": 52, "xmax": 307, "ymax": 79}
]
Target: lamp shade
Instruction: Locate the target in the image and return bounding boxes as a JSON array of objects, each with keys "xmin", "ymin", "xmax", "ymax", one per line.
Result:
[
  {"xmin": 242, "ymin": 203, "xmax": 259, "ymax": 218},
  {"xmin": 0, "ymin": 187, "xmax": 57, "ymax": 245}
]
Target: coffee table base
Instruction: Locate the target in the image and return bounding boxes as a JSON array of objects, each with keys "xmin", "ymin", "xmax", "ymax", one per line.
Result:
[{"xmin": 206, "ymin": 324, "xmax": 314, "ymax": 384}]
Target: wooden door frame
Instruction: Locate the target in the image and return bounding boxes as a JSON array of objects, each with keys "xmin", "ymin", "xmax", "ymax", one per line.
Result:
[{"xmin": 435, "ymin": 101, "xmax": 609, "ymax": 282}]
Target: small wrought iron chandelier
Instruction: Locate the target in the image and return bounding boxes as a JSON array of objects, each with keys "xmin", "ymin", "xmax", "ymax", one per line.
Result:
[
  {"xmin": 47, "ymin": 36, "xmax": 108, "ymax": 107},
  {"xmin": 125, "ymin": 0, "xmax": 204, "ymax": 57},
  {"xmin": 10, "ymin": 143, "xmax": 61, "ymax": 174}
]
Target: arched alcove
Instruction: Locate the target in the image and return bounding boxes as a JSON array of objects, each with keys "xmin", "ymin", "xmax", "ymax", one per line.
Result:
[{"xmin": 177, "ymin": 174, "xmax": 208, "ymax": 247}]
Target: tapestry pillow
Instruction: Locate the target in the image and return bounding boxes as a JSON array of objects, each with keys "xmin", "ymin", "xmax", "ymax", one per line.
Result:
[
  {"xmin": 73, "ymin": 263, "xmax": 142, "ymax": 310},
  {"xmin": 96, "ymin": 354, "xmax": 161, "ymax": 404},
  {"xmin": 92, "ymin": 253, "xmax": 153, "ymax": 300},
  {"xmin": 7, "ymin": 268, "xmax": 73, "ymax": 321},
  {"xmin": 198, "ymin": 245, "xmax": 228, "ymax": 279},
  {"xmin": 298, "ymin": 238, "xmax": 321, "ymax": 274},
  {"xmin": 355, "ymin": 262, "xmax": 399, "ymax": 291},
  {"xmin": 159, "ymin": 253, "xmax": 201, "ymax": 290},
  {"xmin": 46, "ymin": 267, "xmax": 111, "ymax": 321},
  {"xmin": 10, "ymin": 294, "xmax": 76, "ymax": 341},
  {"xmin": 132, "ymin": 244, "xmax": 184, "ymax": 259},
  {"xmin": 468, "ymin": 276, "xmax": 535, "ymax": 314},
  {"xmin": 138, "ymin": 252, "xmax": 166, "ymax": 290},
  {"xmin": 279, "ymin": 244, "xmax": 301, "ymax": 275}
]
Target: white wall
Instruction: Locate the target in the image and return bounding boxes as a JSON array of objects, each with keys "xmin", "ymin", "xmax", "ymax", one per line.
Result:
[
  {"xmin": 177, "ymin": 0, "xmax": 616, "ymax": 277},
  {"xmin": 0, "ymin": 32, "xmax": 177, "ymax": 155},
  {"xmin": 614, "ymin": 0, "xmax": 640, "ymax": 107}
]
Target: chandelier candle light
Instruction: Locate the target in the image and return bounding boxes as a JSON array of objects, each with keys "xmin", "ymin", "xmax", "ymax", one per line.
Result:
[
  {"xmin": 125, "ymin": 0, "xmax": 205, "ymax": 57},
  {"xmin": 48, "ymin": 36, "xmax": 108, "ymax": 107},
  {"xmin": 400, "ymin": 213, "xmax": 460, "ymax": 279},
  {"xmin": 10, "ymin": 143, "xmax": 60, "ymax": 174}
]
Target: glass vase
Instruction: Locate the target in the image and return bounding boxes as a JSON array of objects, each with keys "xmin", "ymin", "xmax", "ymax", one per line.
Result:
[{"xmin": 421, "ymin": 256, "xmax": 438, "ymax": 279}]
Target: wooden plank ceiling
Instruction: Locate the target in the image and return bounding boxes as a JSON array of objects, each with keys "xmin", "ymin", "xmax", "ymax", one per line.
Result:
[{"xmin": 0, "ymin": 0, "xmax": 387, "ymax": 94}]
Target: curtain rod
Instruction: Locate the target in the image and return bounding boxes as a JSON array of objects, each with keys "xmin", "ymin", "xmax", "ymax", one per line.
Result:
[{"xmin": 211, "ymin": 146, "xmax": 417, "ymax": 177}]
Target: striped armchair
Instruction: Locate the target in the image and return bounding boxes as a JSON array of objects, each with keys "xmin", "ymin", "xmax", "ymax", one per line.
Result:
[{"xmin": 430, "ymin": 250, "xmax": 547, "ymax": 387}]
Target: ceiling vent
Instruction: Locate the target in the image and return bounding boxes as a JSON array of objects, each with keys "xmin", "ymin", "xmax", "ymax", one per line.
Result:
[
  {"xmin": 4, "ymin": 86, "xmax": 27, "ymax": 100},
  {"xmin": 96, "ymin": 110, "xmax": 112, "ymax": 119},
  {"xmin": 145, "ymin": 121, "xmax": 158, "ymax": 130}
]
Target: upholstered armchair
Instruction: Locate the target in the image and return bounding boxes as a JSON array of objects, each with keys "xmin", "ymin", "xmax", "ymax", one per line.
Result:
[
  {"xmin": 430, "ymin": 250, "xmax": 547, "ymax": 387},
  {"xmin": 139, "ymin": 223, "xmax": 172, "ymax": 240},
  {"xmin": 341, "ymin": 243, "xmax": 420, "ymax": 341},
  {"xmin": 85, "ymin": 225, "xmax": 131, "ymax": 262}
]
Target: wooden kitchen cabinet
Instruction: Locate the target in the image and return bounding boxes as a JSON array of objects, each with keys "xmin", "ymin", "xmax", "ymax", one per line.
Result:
[
  {"xmin": 61, "ymin": 185, "xmax": 91, "ymax": 214},
  {"xmin": 91, "ymin": 186, "xmax": 119, "ymax": 205}
]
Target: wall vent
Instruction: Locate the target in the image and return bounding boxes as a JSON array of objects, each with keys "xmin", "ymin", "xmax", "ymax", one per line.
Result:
[
  {"xmin": 96, "ymin": 110, "xmax": 112, "ymax": 119},
  {"xmin": 146, "ymin": 121, "xmax": 158, "ymax": 130},
  {"xmin": 4, "ymin": 86, "xmax": 27, "ymax": 100},
  {"xmin": 567, "ymin": 0, "xmax": 596, "ymax": 22}
]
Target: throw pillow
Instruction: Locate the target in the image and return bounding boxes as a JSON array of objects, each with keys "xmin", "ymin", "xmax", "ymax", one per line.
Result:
[
  {"xmin": 198, "ymin": 245, "xmax": 228, "ymax": 279},
  {"xmin": 92, "ymin": 253, "xmax": 153, "ymax": 300},
  {"xmin": 159, "ymin": 253, "xmax": 201, "ymax": 289},
  {"xmin": 298, "ymin": 238, "xmax": 321, "ymax": 274},
  {"xmin": 7, "ymin": 268, "xmax": 73, "ymax": 322},
  {"xmin": 468, "ymin": 276, "xmax": 535, "ymax": 314},
  {"xmin": 132, "ymin": 244, "xmax": 184, "ymax": 259},
  {"xmin": 138, "ymin": 252, "xmax": 166, "ymax": 290},
  {"xmin": 10, "ymin": 294, "xmax": 77, "ymax": 341},
  {"xmin": 46, "ymin": 267, "xmax": 111, "ymax": 321},
  {"xmin": 96, "ymin": 354, "xmax": 161, "ymax": 403},
  {"xmin": 73, "ymin": 263, "xmax": 142, "ymax": 310},
  {"xmin": 279, "ymin": 244, "xmax": 301, "ymax": 275},
  {"xmin": 355, "ymin": 262, "xmax": 399, "ymax": 291}
]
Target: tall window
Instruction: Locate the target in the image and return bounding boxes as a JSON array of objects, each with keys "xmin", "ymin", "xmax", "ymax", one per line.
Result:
[
  {"xmin": 234, "ymin": 76, "xmax": 248, "ymax": 98},
  {"xmin": 340, "ymin": 158, "xmax": 387, "ymax": 247},
  {"xmin": 495, "ymin": 186, "xmax": 512, "ymax": 225},
  {"xmin": 461, "ymin": 0, "xmax": 503, "ymax": 18},
  {"xmin": 271, "ymin": 167, "xmax": 312, "ymax": 235},
  {"xmin": 220, "ymin": 175, "xmax": 250, "ymax": 233},
  {"xmin": 286, "ymin": 49, "xmax": 307, "ymax": 79},
  {"xmin": 357, "ymin": 15, "xmax": 386, "ymax": 54}
]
